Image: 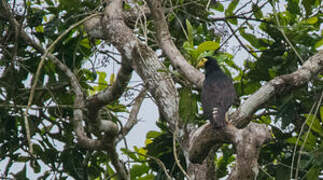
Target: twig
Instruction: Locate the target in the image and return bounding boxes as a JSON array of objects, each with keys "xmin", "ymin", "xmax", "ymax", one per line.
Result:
[
  {"xmin": 295, "ymin": 91, "xmax": 323, "ymax": 179},
  {"xmin": 272, "ymin": 2, "xmax": 304, "ymax": 63},
  {"xmin": 290, "ymin": 101, "xmax": 316, "ymax": 179},
  {"xmin": 167, "ymin": 0, "xmax": 188, "ymax": 40},
  {"xmin": 218, "ymin": 1, "xmax": 269, "ymax": 50},
  {"xmin": 205, "ymin": 0, "xmax": 211, "ymax": 10},
  {"xmin": 173, "ymin": 121, "xmax": 191, "ymax": 180},
  {"xmin": 128, "ymin": 151, "xmax": 172, "ymax": 180},
  {"xmin": 0, "ymin": 104, "xmax": 79, "ymax": 109},
  {"xmin": 117, "ymin": 88, "xmax": 147, "ymax": 141},
  {"xmin": 107, "ymin": 145, "xmax": 129, "ymax": 180},
  {"xmin": 224, "ymin": 20, "xmax": 258, "ymax": 59}
]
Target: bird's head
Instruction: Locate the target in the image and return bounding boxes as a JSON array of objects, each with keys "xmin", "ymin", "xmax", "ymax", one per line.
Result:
[{"xmin": 197, "ymin": 56, "xmax": 221, "ymax": 73}]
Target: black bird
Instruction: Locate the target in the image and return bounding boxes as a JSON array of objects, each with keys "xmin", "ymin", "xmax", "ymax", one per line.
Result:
[{"xmin": 198, "ymin": 56, "xmax": 236, "ymax": 128}]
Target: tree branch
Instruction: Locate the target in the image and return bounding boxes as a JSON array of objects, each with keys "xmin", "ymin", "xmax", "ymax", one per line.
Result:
[
  {"xmin": 187, "ymin": 147, "xmax": 217, "ymax": 180},
  {"xmin": 228, "ymin": 123, "xmax": 271, "ymax": 179},
  {"xmin": 231, "ymin": 50, "xmax": 323, "ymax": 127},
  {"xmin": 189, "ymin": 51, "xmax": 323, "ymax": 163},
  {"xmin": 107, "ymin": 144, "xmax": 129, "ymax": 180},
  {"xmin": 97, "ymin": 0, "xmax": 179, "ymax": 130},
  {"xmin": 86, "ymin": 58, "xmax": 133, "ymax": 130},
  {"xmin": 147, "ymin": 0, "xmax": 205, "ymax": 88},
  {"xmin": 188, "ymin": 123, "xmax": 236, "ymax": 163},
  {"xmin": 117, "ymin": 88, "xmax": 147, "ymax": 142}
]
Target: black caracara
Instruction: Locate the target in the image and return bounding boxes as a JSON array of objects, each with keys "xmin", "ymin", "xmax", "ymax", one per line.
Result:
[{"xmin": 198, "ymin": 56, "xmax": 236, "ymax": 128}]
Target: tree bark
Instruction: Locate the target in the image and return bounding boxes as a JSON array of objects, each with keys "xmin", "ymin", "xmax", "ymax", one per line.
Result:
[{"xmin": 82, "ymin": 1, "xmax": 323, "ymax": 179}]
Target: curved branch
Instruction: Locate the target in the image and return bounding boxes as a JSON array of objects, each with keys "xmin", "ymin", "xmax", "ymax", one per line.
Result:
[
  {"xmin": 231, "ymin": 50, "xmax": 323, "ymax": 127},
  {"xmin": 189, "ymin": 51, "xmax": 323, "ymax": 163},
  {"xmin": 117, "ymin": 88, "xmax": 147, "ymax": 141},
  {"xmin": 107, "ymin": 144, "xmax": 129, "ymax": 180},
  {"xmin": 188, "ymin": 123, "xmax": 236, "ymax": 163},
  {"xmin": 86, "ymin": 59, "xmax": 133, "ymax": 125},
  {"xmin": 147, "ymin": 1, "xmax": 205, "ymax": 88},
  {"xmin": 99, "ymin": 0, "xmax": 179, "ymax": 130},
  {"xmin": 228, "ymin": 123, "xmax": 272, "ymax": 180}
]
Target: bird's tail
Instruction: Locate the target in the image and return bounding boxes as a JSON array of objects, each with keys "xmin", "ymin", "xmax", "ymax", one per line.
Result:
[{"xmin": 211, "ymin": 107, "xmax": 226, "ymax": 129}]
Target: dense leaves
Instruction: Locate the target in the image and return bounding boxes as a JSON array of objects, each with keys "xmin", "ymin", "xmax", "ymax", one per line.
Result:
[{"xmin": 0, "ymin": 0, "xmax": 322, "ymax": 179}]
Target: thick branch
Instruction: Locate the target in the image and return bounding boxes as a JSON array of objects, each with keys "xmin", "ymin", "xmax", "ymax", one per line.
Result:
[
  {"xmin": 86, "ymin": 59, "xmax": 133, "ymax": 126},
  {"xmin": 147, "ymin": 1, "xmax": 204, "ymax": 88},
  {"xmin": 187, "ymin": 148, "xmax": 217, "ymax": 180},
  {"xmin": 188, "ymin": 123, "xmax": 237, "ymax": 163},
  {"xmin": 189, "ymin": 51, "xmax": 323, "ymax": 163},
  {"xmin": 231, "ymin": 50, "xmax": 323, "ymax": 127},
  {"xmin": 107, "ymin": 144, "xmax": 129, "ymax": 180},
  {"xmin": 100, "ymin": 0, "xmax": 179, "ymax": 129},
  {"xmin": 228, "ymin": 123, "xmax": 271, "ymax": 180},
  {"xmin": 117, "ymin": 88, "xmax": 147, "ymax": 141},
  {"xmin": 86, "ymin": 61, "xmax": 132, "ymax": 107}
]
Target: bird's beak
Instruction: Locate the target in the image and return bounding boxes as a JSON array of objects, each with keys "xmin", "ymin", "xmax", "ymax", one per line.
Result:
[{"xmin": 197, "ymin": 58, "xmax": 207, "ymax": 68}]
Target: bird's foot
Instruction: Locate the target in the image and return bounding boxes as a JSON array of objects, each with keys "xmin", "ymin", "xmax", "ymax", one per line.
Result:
[
  {"xmin": 212, "ymin": 107, "xmax": 226, "ymax": 128},
  {"xmin": 212, "ymin": 107, "xmax": 219, "ymax": 120}
]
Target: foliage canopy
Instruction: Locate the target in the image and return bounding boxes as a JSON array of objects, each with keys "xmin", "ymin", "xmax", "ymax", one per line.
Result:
[{"xmin": 0, "ymin": 0, "xmax": 322, "ymax": 179}]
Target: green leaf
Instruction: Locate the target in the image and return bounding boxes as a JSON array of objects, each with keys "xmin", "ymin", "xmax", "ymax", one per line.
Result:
[
  {"xmin": 228, "ymin": 18, "xmax": 238, "ymax": 25},
  {"xmin": 225, "ymin": 0, "xmax": 239, "ymax": 24},
  {"xmin": 109, "ymin": 73, "xmax": 115, "ymax": 85},
  {"xmin": 183, "ymin": 41, "xmax": 199, "ymax": 60},
  {"xmin": 212, "ymin": 2, "xmax": 224, "ymax": 12},
  {"xmin": 45, "ymin": 0, "xmax": 54, "ymax": 6},
  {"xmin": 286, "ymin": 137, "xmax": 298, "ymax": 145},
  {"xmin": 225, "ymin": 0, "xmax": 239, "ymax": 16},
  {"xmin": 314, "ymin": 38, "xmax": 323, "ymax": 49},
  {"xmin": 106, "ymin": 163, "xmax": 117, "ymax": 180},
  {"xmin": 130, "ymin": 164, "xmax": 149, "ymax": 178},
  {"xmin": 16, "ymin": 156, "xmax": 30, "ymax": 162},
  {"xmin": 97, "ymin": 72, "xmax": 107, "ymax": 90},
  {"xmin": 215, "ymin": 53, "xmax": 232, "ymax": 63},
  {"xmin": 13, "ymin": 165, "xmax": 28, "ymax": 180},
  {"xmin": 301, "ymin": 0, "xmax": 315, "ymax": 16},
  {"xmin": 287, "ymin": 0, "xmax": 300, "ymax": 14},
  {"xmin": 320, "ymin": 106, "xmax": 323, "ymax": 123},
  {"xmin": 124, "ymin": 2, "xmax": 131, "ymax": 10},
  {"xmin": 305, "ymin": 131, "xmax": 318, "ymax": 151},
  {"xmin": 286, "ymin": 133, "xmax": 316, "ymax": 151},
  {"xmin": 225, "ymin": 58, "xmax": 241, "ymax": 71},
  {"xmin": 179, "ymin": 87, "xmax": 198, "ymax": 123},
  {"xmin": 32, "ymin": 160, "xmax": 41, "ymax": 173},
  {"xmin": 80, "ymin": 38, "xmax": 91, "ymax": 49},
  {"xmin": 244, "ymin": 81, "xmax": 261, "ymax": 94},
  {"xmin": 121, "ymin": 148, "xmax": 139, "ymax": 161},
  {"xmin": 146, "ymin": 131, "xmax": 161, "ymax": 139},
  {"xmin": 305, "ymin": 16, "xmax": 318, "ymax": 24},
  {"xmin": 186, "ymin": 19, "xmax": 193, "ymax": 44},
  {"xmin": 196, "ymin": 41, "xmax": 220, "ymax": 55},
  {"xmin": 305, "ymin": 114, "xmax": 323, "ymax": 137},
  {"xmin": 239, "ymin": 28, "xmax": 261, "ymax": 48},
  {"xmin": 107, "ymin": 103, "xmax": 128, "ymax": 112},
  {"xmin": 252, "ymin": 4, "xmax": 263, "ymax": 19},
  {"xmin": 306, "ymin": 166, "xmax": 320, "ymax": 180},
  {"xmin": 138, "ymin": 174, "xmax": 154, "ymax": 180},
  {"xmin": 197, "ymin": 51, "xmax": 215, "ymax": 62},
  {"xmin": 183, "ymin": 41, "xmax": 196, "ymax": 54},
  {"xmin": 35, "ymin": 25, "xmax": 44, "ymax": 33}
]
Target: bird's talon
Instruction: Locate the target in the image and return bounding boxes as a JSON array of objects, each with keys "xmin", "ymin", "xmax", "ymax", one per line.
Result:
[{"xmin": 212, "ymin": 108, "xmax": 219, "ymax": 120}]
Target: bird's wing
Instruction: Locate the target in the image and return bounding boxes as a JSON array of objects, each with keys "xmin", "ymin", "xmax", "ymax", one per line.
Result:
[{"xmin": 201, "ymin": 76, "xmax": 236, "ymax": 123}]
